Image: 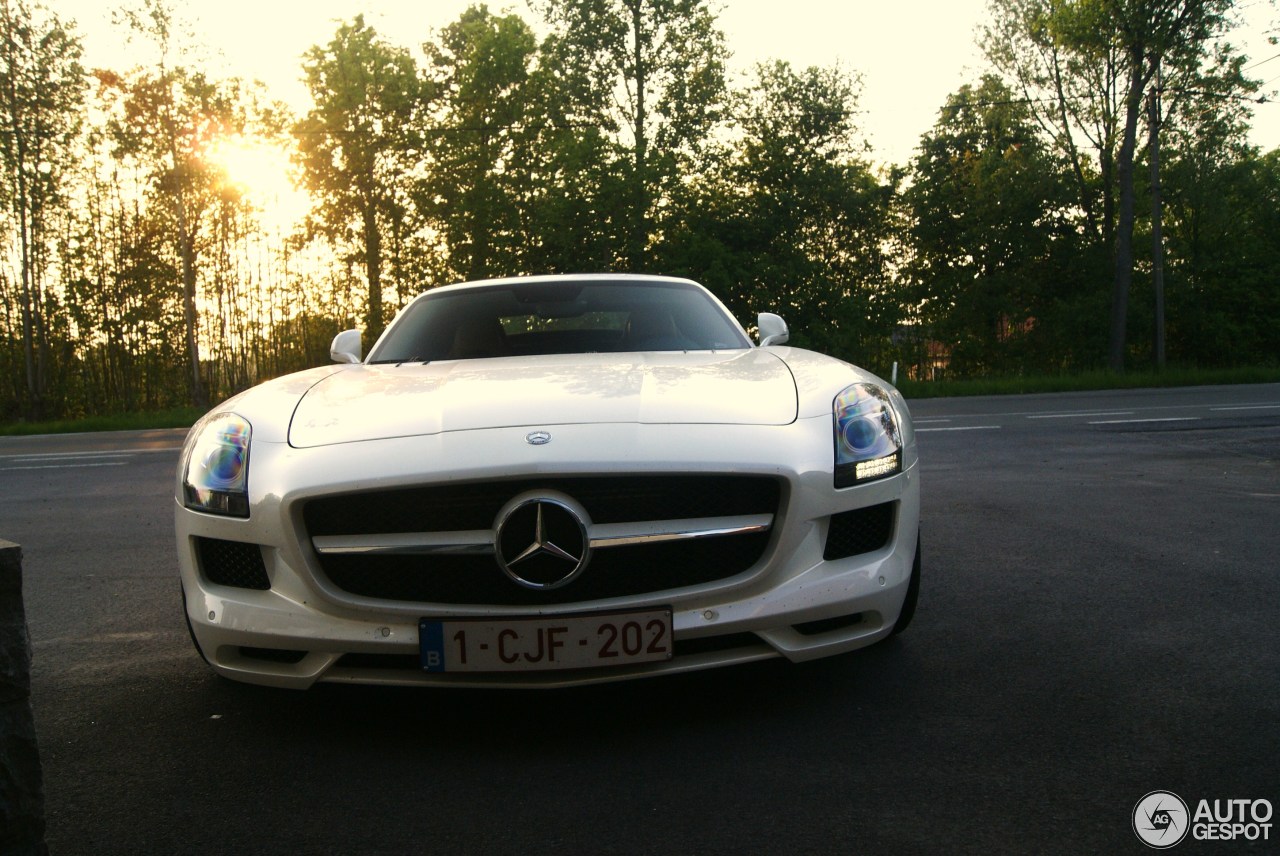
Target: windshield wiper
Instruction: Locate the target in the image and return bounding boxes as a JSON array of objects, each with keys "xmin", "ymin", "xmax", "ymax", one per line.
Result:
[{"xmin": 367, "ymin": 356, "xmax": 430, "ymax": 366}]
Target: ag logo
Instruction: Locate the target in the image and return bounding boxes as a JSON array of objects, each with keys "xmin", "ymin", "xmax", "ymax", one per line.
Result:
[{"xmin": 1133, "ymin": 791, "xmax": 1190, "ymax": 848}]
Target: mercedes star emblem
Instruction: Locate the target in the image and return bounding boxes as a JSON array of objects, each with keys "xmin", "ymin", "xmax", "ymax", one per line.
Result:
[{"xmin": 495, "ymin": 498, "xmax": 590, "ymax": 590}]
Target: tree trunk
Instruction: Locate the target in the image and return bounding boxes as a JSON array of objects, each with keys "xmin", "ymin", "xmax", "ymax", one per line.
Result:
[
  {"xmin": 1149, "ymin": 62, "xmax": 1165, "ymax": 371},
  {"xmin": 4, "ymin": 22, "xmax": 43, "ymax": 420},
  {"xmin": 363, "ymin": 202, "xmax": 383, "ymax": 341},
  {"xmin": 1108, "ymin": 52, "xmax": 1147, "ymax": 372},
  {"xmin": 469, "ymin": 134, "xmax": 491, "ymax": 281},
  {"xmin": 163, "ymin": 82, "xmax": 208, "ymax": 411},
  {"xmin": 16, "ymin": 169, "xmax": 41, "ymax": 419},
  {"xmin": 629, "ymin": 0, "xmax": 648, "ymax": 270},
  {"xmin": 1051, "ymin": 46, "xmax": 1099, "ymax": 243},
  {"xmin": 179, "ymin": 229, "xmax": 207, "ymax": 409}
]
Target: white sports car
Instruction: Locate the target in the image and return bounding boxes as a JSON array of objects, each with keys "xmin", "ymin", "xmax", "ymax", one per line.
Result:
[{"xmin": 176, "ymin": 274, "xmax": 920, "ymax": 688}]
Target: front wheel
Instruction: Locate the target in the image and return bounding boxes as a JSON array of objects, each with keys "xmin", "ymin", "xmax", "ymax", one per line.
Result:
[
  {"xmin": 888, "ymin": 532, "xmax": 921, "ymax": 637},
  {"xmin": 181, "ymin": 584, "xmax": 212, "ymax": 666}
]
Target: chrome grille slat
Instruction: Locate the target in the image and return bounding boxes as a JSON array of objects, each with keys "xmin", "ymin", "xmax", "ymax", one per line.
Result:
[{"xmin": 311, "ymin": 513, "xmax": 775, "ymax": 557}]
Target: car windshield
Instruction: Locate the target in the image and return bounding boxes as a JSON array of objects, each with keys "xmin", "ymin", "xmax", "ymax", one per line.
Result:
[{"xmin": 368, "ymin": 279, "xmax": 751, "ymax": 363}]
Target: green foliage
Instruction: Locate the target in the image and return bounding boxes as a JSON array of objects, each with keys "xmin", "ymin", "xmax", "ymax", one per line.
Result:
[
  {"xmin": 99, "ymin": 0, "xmax": 275, "ymax": 409},
  {"xmin": 982, "ymin": 0, "xmax": 1246, "ymax": 372},
  {"xmin": 663, "ymin": 61, "xmax": 896, "ymax": 363},
  {"xmin": 536, "ymin": 0, "xmax": 728, "ymax": 268},
  {"xmin": 0, "ymin": 0, "xmax": 87, "ymax": 419},
  {"xmin": 1162, "ymin": 146, "xmax": 1280, "ymax": 366},
  {"xmin": 295, "ymin": 15, "xmax": 422, "ymax": 338},
  {"xmin": 420, "ymin": 6, "xmax": 538, "ymax": 281},
  {"xmin": 904, "ymin": 75, "xmax": 1102, "ymax": 377},
  {"xmin": 982, "ymin": 0, "xmax": 1123, "ymax": 247}
]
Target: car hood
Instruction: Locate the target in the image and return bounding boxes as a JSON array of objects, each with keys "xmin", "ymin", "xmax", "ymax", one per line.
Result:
[{"xmin": 288, "ymin": 350, "xmax": 797, "ymax": 448}]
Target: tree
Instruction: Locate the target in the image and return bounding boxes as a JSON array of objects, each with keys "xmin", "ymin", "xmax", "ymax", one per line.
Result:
[
  {"xmin": 1088, "ymin": 1, "xmax": 1235, "ymax": 370},
  {"xmin": 512, "ymin": 28, "xmax": 629, "ymax": 274},
  {"xmin": 904, "ymin": 75, "xmax": 1083, "ymax": 375},
  {"xmin": 984, "ymin": 0, "xmax": 1124, "ymax": 247},
  {"xmin": 296, "ymin": 16, "xmax": 420, "ymax": 341},
  {"xmin": 0, "ymin": 0, "xmax": 85, "ymax": 418},
  {"xmin": 666, "ymin": 61, "xmax": 895, "ymax": 361},
  {"xmin": 985, "ymin": 0, "xmax": 1240, "ymax": 371},
  {"xmin": 537, "ymin": 0, "xmax": 728, "ymax": 268},
  {"xmin": 421, "ymin": 5, "xmax": 538, "ymax": 281},
  {"xmin": 1159, "ymin": 39, "xmax": 1275, "ymax": 366},
  {"xmin": 1160, "ymin": 148, "xmax": 1280, "ymax": 366},
  {"xmin": 104, "ymin": 0, "xmax": 249, "ymax": 409}
]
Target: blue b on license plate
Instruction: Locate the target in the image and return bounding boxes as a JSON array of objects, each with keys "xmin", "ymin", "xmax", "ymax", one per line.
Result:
[{"xmin": 420, "ymin": 609, "xmax": 673, "ymax": 673}]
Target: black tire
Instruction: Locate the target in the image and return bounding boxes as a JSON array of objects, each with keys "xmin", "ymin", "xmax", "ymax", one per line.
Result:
[
  {"xmin": 888, "ymin": 532, "xmax": 921, "ymax": 637},
  {"xmin": 181, "ymin": 584, "xmax": 212, "ymax": 666}
]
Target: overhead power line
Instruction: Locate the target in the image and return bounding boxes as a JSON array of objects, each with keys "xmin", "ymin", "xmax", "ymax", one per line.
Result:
[{"xmin": 1243, "ymin": 51, "xmax": 1279, "ymax": 71}]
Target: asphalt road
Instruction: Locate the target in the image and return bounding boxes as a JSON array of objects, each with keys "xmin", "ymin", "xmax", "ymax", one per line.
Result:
[{"xmin": 2, "ymin": 384, "xmax": 1278, "ymax": 855}]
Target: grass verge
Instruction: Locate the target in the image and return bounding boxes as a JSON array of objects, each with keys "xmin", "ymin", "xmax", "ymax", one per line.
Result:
[
  {"xmin": 0, "ymin": 407, "xmax": 205, "ymax": 437},
  {"xmin": 895, "ymin": 366, "xmax": 1280, "ymax": 399}
]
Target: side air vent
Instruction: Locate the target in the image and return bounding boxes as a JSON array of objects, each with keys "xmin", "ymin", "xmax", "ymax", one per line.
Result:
[
  {"xmin": 196, "ymin": 537, "xmax": 270, "ymax": 590},
  {"xmin": 823, "ymin": 502, "xmax": 896, "ymax": 561}
]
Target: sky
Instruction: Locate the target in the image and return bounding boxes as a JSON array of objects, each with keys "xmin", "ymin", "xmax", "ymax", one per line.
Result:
[{"xmin": 55, "ymin": 0, "xmax": 1280, "ymax": 167}]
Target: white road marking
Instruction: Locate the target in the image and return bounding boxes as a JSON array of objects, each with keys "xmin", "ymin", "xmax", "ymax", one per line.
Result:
[
  {"xmin": 9, "ymin": 453, "xmax": 133, "ymax": 462},
  {"xmin": 1027, "ymin": 411, "xmax": 1134, "ymax": 419},
  {"xmin": 0, "ymin": 447, "xmax": 180, "ymax": 458},
  {"xmin": 0, "ymin": 446, "xmax": 181, "ymax": 472},
  {"xmin": 1210, "ymin": 404, "xmax": 1280, "ymax": 411},
  {"xmin": 0, "ymin": 451, "xmax": 138, "ymax": 471},
  {"xmin": 1088, "ymin": 417, "xmax": 1201, "ymax": 425},
  {"xmin": 1, "ymin": 462, "xmax": 130, "ymax": 471},
  {"xmin": 916, "ymin": 426, "xmax": 1002, "ymax": 432}
]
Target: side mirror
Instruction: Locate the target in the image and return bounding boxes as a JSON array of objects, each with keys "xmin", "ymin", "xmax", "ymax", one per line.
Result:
[
  {"xmin": 757, "ymin": 313, "xmax": 789, "ymax": 347},
  {"xmin": 330, "ymin": 329, "xmax": 362, "ymax": 364}
]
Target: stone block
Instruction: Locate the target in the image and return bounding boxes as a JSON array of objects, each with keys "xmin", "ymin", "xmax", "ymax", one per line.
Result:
[{"xmin": 0, "ymin": 540, "xmax": 48, "ymax": 855}]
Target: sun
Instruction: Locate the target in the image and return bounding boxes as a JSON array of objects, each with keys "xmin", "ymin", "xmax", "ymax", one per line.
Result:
[{"xmin": 205, "ymin": 134, "xmax": 310, "ymax": 231}]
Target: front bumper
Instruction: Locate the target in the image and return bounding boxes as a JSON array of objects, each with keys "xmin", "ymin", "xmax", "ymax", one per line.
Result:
[{"xmin": 177, "ymin": 419, "xmax": 921, "ymax": 689}]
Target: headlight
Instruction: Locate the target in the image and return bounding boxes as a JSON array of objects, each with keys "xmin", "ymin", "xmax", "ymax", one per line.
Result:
[
  {"xmin": 183, "ymin": 413, "xmax": 252, "ymax": 517},
  {"xmin": 833, "ymin": 383, "xmax": 902, "ymax": 488}
]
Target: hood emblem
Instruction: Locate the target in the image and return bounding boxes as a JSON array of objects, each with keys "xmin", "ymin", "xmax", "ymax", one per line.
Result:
[
  {"xmin": 525, "ymin": 431, "xmax": 552, "ymax": 446},
  {"xmin": 495, "ymin": 498, "xmax": 589, "ymax": 590}
]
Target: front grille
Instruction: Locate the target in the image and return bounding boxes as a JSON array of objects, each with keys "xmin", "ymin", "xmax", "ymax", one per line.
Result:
[
  {"xmin": 304, "ymin": 476, "xmax": 781, "ymax": 605},
  {"xmin": 319, "ymin": 532, "xmax": 773, "ymax": 605},
  {"xmin": 823, "ymin": 502, "xmax": 896, "ymax": 561},
  {"xmin": 196, "ymin": 537, "xmax": 270, "ymax": 590}
]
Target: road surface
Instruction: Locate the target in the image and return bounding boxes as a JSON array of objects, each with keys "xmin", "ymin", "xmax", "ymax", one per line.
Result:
[{"xmin": 2, "ymin": 384, "xmax": 1277, "ymax": 854}]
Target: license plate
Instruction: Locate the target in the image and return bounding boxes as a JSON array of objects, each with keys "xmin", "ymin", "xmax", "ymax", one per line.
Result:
[{"xmin": 419, "ymin": 609, "xmax": 673, "ymax": 673}]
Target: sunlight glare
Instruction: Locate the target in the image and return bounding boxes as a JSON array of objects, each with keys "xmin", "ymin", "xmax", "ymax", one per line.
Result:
[{"xmin": 205, "ymin": 135, "xmax": 309, "ymax": 231}]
